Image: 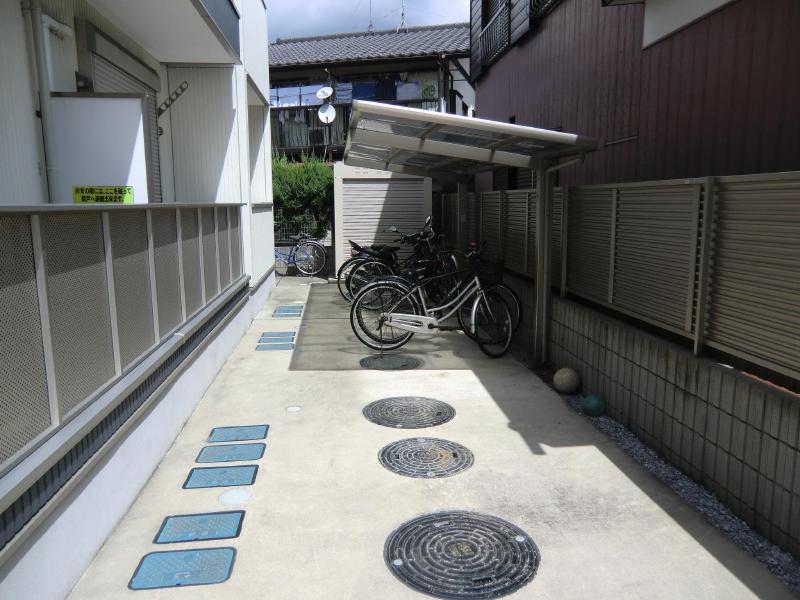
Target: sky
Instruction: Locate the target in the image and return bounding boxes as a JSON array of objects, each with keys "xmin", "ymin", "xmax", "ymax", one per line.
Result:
[{"xmin": 268, "ymin": 0, "xmax": 470, "ymax": 42}]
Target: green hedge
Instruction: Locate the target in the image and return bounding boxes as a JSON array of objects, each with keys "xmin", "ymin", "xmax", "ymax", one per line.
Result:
[{"xmin": 272, "ymin": 154, "xmax": 333, "ymax": 239}]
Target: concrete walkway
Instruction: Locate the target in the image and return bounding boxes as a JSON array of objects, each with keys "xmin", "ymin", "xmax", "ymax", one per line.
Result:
[{"xmin": 70, "ymin": 277, "xmax": 794, "ymax": 599}]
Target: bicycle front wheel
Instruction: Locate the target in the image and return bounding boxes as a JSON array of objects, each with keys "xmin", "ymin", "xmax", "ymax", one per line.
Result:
[
  {"xmin": 337, "ymin": 257, "xmax": 368, "ymax": 301},
  {"xmin": 472, "ymin": 290, "xmax": 513, "ymax": 358},
  {"xmin": 350, "ymin": 281, "xmax": 418, "ymax": 351},
  {"xmin": 294, "ymin": 241, "xmax": 327, "ymax": 276}
]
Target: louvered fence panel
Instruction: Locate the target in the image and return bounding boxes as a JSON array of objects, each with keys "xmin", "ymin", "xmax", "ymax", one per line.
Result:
[
  {"xmin": 551, "ymin": 189, "xmax": 563, "ymax": 286},
  {"xmin": 505, "ymin": 191, "xmax": 528, "ymax": 272},
  {"xmin": 526, "ymin": 191, "xmax": 538, "ymax": 275},
  {"xmin": 480, "ymin": 192, "xmax": 503, "ymax": 258},
  {"xmin": 613, "ymin": 183, "xmax": 698, "ymax": 333},
  {"xmin": 566, "ymin": 187, "xmax": 612, "ymax": 303},
  {"xmin": 705, "ymin": 174, "xmax": 800, "ymax": 379}
]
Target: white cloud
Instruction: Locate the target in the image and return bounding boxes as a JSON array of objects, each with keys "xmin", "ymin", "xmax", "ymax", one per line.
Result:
[{"xmin": 267, "ymin": 0, "xmax": 470, "ymax": 42}]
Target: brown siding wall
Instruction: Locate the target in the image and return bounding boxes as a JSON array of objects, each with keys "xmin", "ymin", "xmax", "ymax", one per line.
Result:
[{"xmin": 475, "ymin": 0, "xmax": 800, "ymax": 185}]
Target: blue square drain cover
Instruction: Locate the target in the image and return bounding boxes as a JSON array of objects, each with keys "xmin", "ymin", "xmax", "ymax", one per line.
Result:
[
  {"xmin": 261, "ymin": 331, "xmax": 295, "ymax": 337},
  {"xmin": 256, "ymin": 343, "xmax": 294, "ymax": 351},
  {"xmin": 183, "ymin": 465, "xmax": 258, "ymax": 489},
  {"xmin": 208, "ymin": 425, "xmax": 269, "ymax": 442},
  {"xmin": 154, "ymin": 511, "xmax": 244, "ymax": 544},
  {"xmin": 129, "ymin": 547, "xmax": 235, "ymax": 589},
  {"xmin": 197, "ymin": 443, "xmax": 265, "ymax": 463},
  {"xmin": 260, "ymin": 336, "xmax": 295, "ymax": 343}
]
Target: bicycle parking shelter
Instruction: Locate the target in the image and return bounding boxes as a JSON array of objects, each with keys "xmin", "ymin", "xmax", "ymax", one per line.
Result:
[{"xmin": 343, "ymin": 100, "xmax": 602, "ymax": 366}]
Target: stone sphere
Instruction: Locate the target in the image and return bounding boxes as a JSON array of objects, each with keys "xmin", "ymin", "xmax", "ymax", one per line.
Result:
[
  {"xmin": 582, "ymin": 394, "xmax": 606, "ymax": 417},
  {"xmin": 552, "ymin": 368, "xmax": 580, "ymax": 394}
]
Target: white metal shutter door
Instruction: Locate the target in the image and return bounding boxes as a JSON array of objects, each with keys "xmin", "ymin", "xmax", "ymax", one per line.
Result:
[
  {"xmin": 92, "ymin": 54, "xmax": 162, "ymax": 202},
  {"xmin": 341, "ymin": 178, "xmax": 426, "ymax": 259}
]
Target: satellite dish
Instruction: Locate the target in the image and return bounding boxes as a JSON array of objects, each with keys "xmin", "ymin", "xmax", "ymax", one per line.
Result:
[
  {"xmin": 316, "ymin": 86, "xmax": 333, "ymax": 100},
  {"xmin": 318, "ymin": 103, "xmax": 336, "ymax": 124}
]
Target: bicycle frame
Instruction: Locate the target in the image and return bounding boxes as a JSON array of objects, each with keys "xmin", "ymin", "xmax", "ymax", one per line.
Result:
[{"xmin": 381, "ymin": 272, "xmax": 488, "ymax": 335}]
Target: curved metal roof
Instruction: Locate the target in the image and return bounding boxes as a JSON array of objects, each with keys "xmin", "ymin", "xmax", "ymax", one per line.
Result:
[{"xmin": 343, "ymin": 101, "xmax": 603, "ymax": 179}]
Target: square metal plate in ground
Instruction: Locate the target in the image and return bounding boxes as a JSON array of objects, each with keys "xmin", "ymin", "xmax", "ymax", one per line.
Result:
[
  {"xmin": 183, "ymin": 465, "xmax": 258, "ymax": 489},
  {"xmin": 154, "ymin": 511, "xmax": 245, "ymax": 544},
  {"xmin": 256, "ymin": 343, "xmax": 295, "ymax": 351},
  {"xmin": 259, "ymin": 336, "xmax": 295, "ymax": 343},
  {"xmin": 196, "ymin": 443, "xmax": 265, "ymax": 463},
  {"xmin": 208, "ymin": 425, "xmax": 269, "ymax": 442},
  {"xmin": 261, "ymin": 331, "xmax": 295, "ymax": 337},
  {"xmin": 129, "ymin": 547, "xmax": 235, "ymax": 589}
]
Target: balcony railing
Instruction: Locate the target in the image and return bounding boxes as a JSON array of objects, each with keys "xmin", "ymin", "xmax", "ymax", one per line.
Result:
[
  {"xmin": 480, "ymin": 1, "xmax": 511, "ymax": 66},
  {"xmin": 271, "ymin": 100, "xmax": 439, "ymax": 154}
]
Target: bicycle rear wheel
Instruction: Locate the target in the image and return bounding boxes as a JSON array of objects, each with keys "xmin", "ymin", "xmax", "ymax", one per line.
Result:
[
  {"xmin": 294, "ymin": 241, "xmax": 327, "ymax": 276},
  {"xmin": 472, "ymin": 291, "xmax": 513, "ymax": 358},
  {"xmin": 350, "ymin": 281, "xmax": 418, "ymax": 351},
  {"xmin": 274, "ymin": 251, "xmax": 290, "ymax": 276},
  {"xmin": 348, "ymin": 260, "xmax": 395, "ymax": 298}
]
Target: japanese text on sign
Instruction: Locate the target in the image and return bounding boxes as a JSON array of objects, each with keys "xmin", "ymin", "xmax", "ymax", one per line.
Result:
[{"xmin": 73, "ymin": 186, "xmax": 134, "ymax": 204}]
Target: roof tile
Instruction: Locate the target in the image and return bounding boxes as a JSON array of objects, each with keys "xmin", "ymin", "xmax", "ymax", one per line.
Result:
[{"xmin": 270, "ymin": 23, "xmax": 469, "ymax": 68}]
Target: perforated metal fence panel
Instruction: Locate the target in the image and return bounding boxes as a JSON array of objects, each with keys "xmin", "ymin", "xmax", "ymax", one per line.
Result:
[
  {"xmin": 109, "ymin": 212, "xmax": 155, "ymax": 369},
  {"xmin": 180, "ymin": 209, "xmax": 203, "ymax": 317},
  {"xmin": 202, "ymin": 208, "xmax": 219, "ymax": 300},
  {"xmin": 566, "ymin": 187, "xmax": 612, "ymax": 303},
  {"xmin": 0, "ymin": 217, "xmax": 50, "ymax": 464},
  {"xmin": 613, "ymin": 184, "xmax": 698, "ymax": 333},
  {"xmin": 705, "ymin": 175, "xmax": 800, "ymax": 379},
  {"xmin": 152, "ymin": 211, "xmax": 182, "ymax": 337},
  {"xmin": 229, "ymin": 206, "xmax": 241, "ymax": 278},
  {"xmin": 41, "ymin": 213, "xmax": 115, "ymax": 417},
  {"xmin": 217, "ymin": 207, "xmax": 231, "ymax": 289}
]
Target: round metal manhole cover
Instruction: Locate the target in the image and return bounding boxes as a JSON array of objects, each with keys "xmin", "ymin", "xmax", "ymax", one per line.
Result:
[
  {"xmin": 385, "ymin": 511, "xmax": 540, "ymax": 599},
  {"xmin": 379, "ymin": 438, "xmax": 474, "ymax": 478},
  {"xmin": 359, "ymin": 355, "xmax": 421, "ymax": 370},
  {"xmin": 363, "ymin": 397, "xmax": 455, "ymax": 429}
]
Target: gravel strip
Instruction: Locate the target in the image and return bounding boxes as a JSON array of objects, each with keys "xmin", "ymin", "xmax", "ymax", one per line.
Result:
[{"xmin": 561, "ymin": 391, "xmax": 800, "ymax": 594}]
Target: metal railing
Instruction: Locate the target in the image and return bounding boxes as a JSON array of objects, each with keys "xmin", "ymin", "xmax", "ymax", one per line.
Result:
[
  {"xmin": 441, "ymin": 171, "xmax": 800, "ymax": 382},
  {"xmin": 0, "ymin": 204, "xmax": 245, "ymax": 475},
  {"xmin": 480, "ymin": 1, "xmax": 510, "ymax": 66},
  {"xmin": 270, "ymin": 100, "xmax": 440, "ymax": 154}
]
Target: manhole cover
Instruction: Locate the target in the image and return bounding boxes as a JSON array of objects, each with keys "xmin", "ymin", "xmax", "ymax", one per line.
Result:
[
  {"xmin": 385, "ymin": 511, "xmax": 540, "ymax": 599},
  {"xmin": 363, "ymin": 397, "xmax": 455, "ymax": 429},
  {"xmin": 360, "ymin": 355, "xmax": 421, "ymax": 370},
  {"xmin": 379, "ymin": 438, "xmax": 474, "ymax": 478}
]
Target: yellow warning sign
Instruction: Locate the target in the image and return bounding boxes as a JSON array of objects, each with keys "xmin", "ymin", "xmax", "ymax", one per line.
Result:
[{"xmin": 73, "ymin": 186, "xmax": 134, "ymax": 204}]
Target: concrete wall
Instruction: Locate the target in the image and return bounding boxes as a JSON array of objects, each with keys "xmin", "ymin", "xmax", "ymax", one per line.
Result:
[{"xmin": 548, "ymin": 294, "xmax": 800, "ymax": 558}]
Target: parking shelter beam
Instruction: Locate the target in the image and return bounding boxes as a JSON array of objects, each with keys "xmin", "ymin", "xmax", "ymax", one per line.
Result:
[{"xmin": 349, "ymin": 128, "xmax": 536, "ymax": 170}]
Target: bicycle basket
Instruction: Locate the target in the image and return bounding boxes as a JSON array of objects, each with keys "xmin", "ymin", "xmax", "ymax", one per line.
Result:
[{"xmin": 471, "ymin": 257, "xmax": 504, "ymax": 285}]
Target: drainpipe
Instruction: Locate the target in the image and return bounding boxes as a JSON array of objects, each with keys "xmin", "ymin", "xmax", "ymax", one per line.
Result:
[{"xmin": 23, "ymin": 0, "xmax": 59, "ymax": 203}]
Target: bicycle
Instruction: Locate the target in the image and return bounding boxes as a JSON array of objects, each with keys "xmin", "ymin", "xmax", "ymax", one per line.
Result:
[
  {"xmin": 349, "ymin": 249, "xmax": 514, "ymax": 358},
  {"xmin": 274, "ymin": 233, "xmax": 327, "ymax": 277}
]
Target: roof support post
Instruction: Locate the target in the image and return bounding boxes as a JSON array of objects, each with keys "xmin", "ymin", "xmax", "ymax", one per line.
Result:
[
  {"xmin": 533, "ymin": 158, "xmax": 554, "ymax": 367},
  {"xmin": 457, "ymin": 178, "xmax": 469, "ymax": 250}
]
